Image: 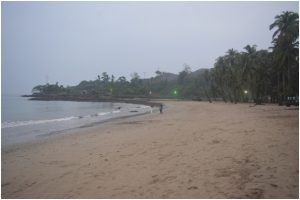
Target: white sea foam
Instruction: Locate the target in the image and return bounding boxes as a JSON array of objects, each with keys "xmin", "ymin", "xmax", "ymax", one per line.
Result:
[
  {"xmin": 2, "ymin": 116, "xmax": 79, "ymax": 128},
  {"xmin": 2, "ymin": 97, "xmax": 153, "ymax": 145},
  {"xmin": 2, "ymin": 109, "xmax": 124, "ymax": 129},
  {"xmin": 112, "ymin": 110, "xmax": 121, "ymax": 114},
  {"xmin": 97, "ymin": 112, "xmax": 111, "ymax": 116}
]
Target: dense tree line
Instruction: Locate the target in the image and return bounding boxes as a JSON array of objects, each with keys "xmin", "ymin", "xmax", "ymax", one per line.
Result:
[
  {"xmin": 32, "ymin": 11, "xmax": 298, "ymax": 105},
  {"xmin": 207, "ymin": 11, "xmax": 298, "ymax": 104}
]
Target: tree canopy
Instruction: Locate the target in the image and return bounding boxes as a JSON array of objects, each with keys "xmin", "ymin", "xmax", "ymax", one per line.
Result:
[{"xmin": 31, "ymin": 11, "xmax": 298, "ymax": 105}]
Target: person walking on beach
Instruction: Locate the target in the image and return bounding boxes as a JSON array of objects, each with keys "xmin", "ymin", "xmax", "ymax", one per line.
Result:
[{"xmin": 159, "ymin": 104, "xmax": 163, "ymax": 114}]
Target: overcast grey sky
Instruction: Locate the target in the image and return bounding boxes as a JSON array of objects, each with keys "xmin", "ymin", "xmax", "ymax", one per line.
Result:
[{"xmin": 2, "ymin": 1, "xmax": 298, "ymax": 95}]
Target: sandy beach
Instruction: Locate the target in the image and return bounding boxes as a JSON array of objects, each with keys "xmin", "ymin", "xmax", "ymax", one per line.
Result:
[{"xmin": 2, "ymin": 101, "xmax": 298, "ymax": 198}]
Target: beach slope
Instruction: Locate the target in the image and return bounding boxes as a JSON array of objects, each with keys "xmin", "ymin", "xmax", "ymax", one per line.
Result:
[{"xmin": 2, "ymin": 101, "xmax": 298, "ymax": 198}]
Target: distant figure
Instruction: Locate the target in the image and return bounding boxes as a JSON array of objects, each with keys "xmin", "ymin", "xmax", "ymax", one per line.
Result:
[{"xmin": 159, "ymin": 104, "xmax": 163, "ymax": 114}]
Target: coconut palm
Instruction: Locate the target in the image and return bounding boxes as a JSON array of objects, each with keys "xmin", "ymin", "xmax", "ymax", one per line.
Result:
[
  {"xmin": 241, "ymin": 45, "xmax": 258, "ymax": 101},
  {"xmin": 270, "ymin": 11, "xmax": 299, "ymax": 104},
  {"xmin": 270, "ymin": 11, "xmax": 298, "ymax": 43}
]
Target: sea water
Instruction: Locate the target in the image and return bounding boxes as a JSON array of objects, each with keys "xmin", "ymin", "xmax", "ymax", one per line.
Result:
[{"xmin": 2, "ymin": 95, "xmax": 152, "ymax": 146}]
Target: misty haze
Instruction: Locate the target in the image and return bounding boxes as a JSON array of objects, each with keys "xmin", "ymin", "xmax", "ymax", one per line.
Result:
[{"xmin": 1, "ymin": 1, "xmax": 299, "ymax": 199}]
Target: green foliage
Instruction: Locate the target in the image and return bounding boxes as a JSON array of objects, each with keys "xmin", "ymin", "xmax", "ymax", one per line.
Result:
[
  {"xmin": 31, "ymin": 11, "xmax": 298, "ymax": 105},
  {"xmin": 269, "ymin": 11, "xmax": 299, "ymax": 104},
  {"xmin": 32, "ymin": 82, "xmax": 67, "ymax": 95}
]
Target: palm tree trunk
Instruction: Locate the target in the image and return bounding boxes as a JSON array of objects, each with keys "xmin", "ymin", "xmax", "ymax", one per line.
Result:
[
  {"xmin": 203, "ymin": 87, "xmax": 212, "ymax": 103},
  {"xmin": 282, "ymin": 71, "xmax": 286, "ymax": 104},
  {"xmin": 287, "ymin": 57, "xmax": 290, "ymax": 97},
  {"xmin": 277, "ymin": 71, "xmax": 282, "ymax": 105}
]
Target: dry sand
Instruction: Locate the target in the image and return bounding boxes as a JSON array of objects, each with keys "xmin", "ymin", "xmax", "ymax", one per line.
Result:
[{"xmin": 1, "ymin": 101, "xmax": 299, "ymax": 198}]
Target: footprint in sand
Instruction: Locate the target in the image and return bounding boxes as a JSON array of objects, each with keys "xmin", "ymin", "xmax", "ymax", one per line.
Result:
[
  {"xmin": 211, "ymin": 139, "xmax": 221, "ymax": 144},
  {"xmin": 187, "ymin": 186, "xmax": 198, "ymax": 190},
  {"xmin": 59, "ymin": 171, "xmax": 72, "ymax": 179},
  {"xmin": 245, "ymin": 188, "xmax": 265, "ymax": 198},
  {"xmin": 149, "ymin": 175, "xmax": 177, "ymax": 184},
  {"xmin": 270, "ymin": 183, "xmax": 278, "ymax": 188}
]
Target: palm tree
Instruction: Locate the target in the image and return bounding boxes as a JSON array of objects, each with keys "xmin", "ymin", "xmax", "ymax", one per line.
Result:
[
  {"xmin": 241, "ymin": 45, "xmax": 257, "ymax": 101},
  {"xmin": 270, "ymin": 11, "xmax": 298, "ymax": 43},
  {"xmin": 270, "ymin": 11, "xmax": 299, "ymax": 104},
  {"xmin": 253, "ymin": 50, "xmax": 273, "ymax": 104},
  {"xmin": 213, "ymin": 56, "xmax": 228, "ymax": 102},
  {"xmin": 224, "ymin": 49, "xmax": 241, "ymax": 103}
]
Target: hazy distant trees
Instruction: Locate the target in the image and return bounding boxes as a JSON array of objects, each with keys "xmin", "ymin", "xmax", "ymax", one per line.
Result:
[
  {"xmin": 32, "ymin": 82, "xmax": 66, "ymax": 95},
  {"xmin": 31, "ymin": 11, "xmax": 298, "ymax": 105}
]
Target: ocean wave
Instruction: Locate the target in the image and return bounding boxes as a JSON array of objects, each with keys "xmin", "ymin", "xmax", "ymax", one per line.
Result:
[
  {"xmin": 2, "ymin": 110, "xmax": 122, "ymax": 129},
  {"xmin": 2, "ymin": 116, "xmax": 78, "ymax": 128}
]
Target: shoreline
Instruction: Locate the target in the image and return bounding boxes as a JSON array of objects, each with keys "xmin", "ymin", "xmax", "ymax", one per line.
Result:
[
  {"xmin": 2, "ymin": 104, "xmax": 160, "ymax": 153},
  {"xmin": 2, "ymin": 101, "xmax": 298, "ymax": 198},
  {"xmin": 2, "ymin": 100, "xmax": 159, "ymax": 148},
  {"xmin": 22, "ymin": 94, "xmax": 164, "ymax": 107}
]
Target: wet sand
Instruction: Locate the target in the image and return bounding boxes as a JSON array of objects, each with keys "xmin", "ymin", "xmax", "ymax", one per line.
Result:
[{"xmin": 2, "ymin": 101, "xmax": 298, "ymax": 198}]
